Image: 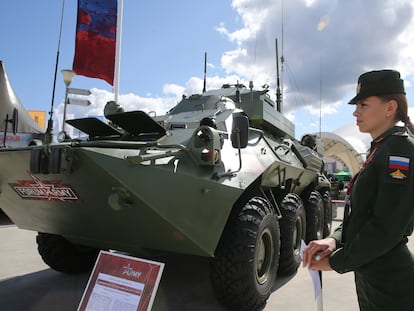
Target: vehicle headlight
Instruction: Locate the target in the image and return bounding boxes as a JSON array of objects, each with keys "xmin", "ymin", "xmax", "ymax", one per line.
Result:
[{"xmin": 57, "ymin": 131, "xmax": 69, "ymax": 142}]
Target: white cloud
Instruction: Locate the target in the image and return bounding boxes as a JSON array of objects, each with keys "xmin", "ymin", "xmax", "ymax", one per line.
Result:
[
  {"xmin": 220, "ymin": 0, "xmax": 414, "ymax": 118},
  {"xmin": 305, "ymin": 100, "xmax": 341, "ymax": 117}
]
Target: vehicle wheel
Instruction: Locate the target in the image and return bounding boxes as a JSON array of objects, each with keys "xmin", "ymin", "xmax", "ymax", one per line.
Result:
[
  {"xmin": 321, "ymin": 190, "xmax": 333, "ymax": 237},
  {"xmin": 211, "ymin": 197, "xmax": 280, "ymax": 311},
  {"xmin": 278, "ymin": 193, "xmax": 306, "ymax": 276},
  {"xmin": 36, "ymin": 232, "xmax": 100, "ymax": 274},
  {"xmin": 305, "ymin": 191, "xmax": 324, "ymax": 243}
]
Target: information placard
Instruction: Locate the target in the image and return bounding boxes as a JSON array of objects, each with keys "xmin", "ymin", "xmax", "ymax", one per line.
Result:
[{"xmin": 78, "ymin": 251, "xmax": 164, "ymax": 311}]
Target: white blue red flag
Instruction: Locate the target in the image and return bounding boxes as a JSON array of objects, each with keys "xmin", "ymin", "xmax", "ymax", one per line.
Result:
[
  {"xmin": 387, "ymin": 155, "xmax": 410, "ymax": 182},
  {"xmin": 73, "ymin": 0, "xmax": 117, "ymax": 85},
  {"xmin": 388, "ymin": 155, "xmax": 410, "ymax": 171}
]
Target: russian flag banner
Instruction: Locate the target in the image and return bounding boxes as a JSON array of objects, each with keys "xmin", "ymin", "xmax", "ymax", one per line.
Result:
[
  {"xmin": 388, "ymin": 155, "xmax": 410, "ymax": 171},
  {"xmin": 73, "ymin": 0, "xmax": 117, "ymax": 85}
]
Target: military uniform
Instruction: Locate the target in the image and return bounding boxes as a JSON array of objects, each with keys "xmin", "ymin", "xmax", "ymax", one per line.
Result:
[{"xmin": 329, "ymin": 126, "xmax": 414, "ymax": 310}]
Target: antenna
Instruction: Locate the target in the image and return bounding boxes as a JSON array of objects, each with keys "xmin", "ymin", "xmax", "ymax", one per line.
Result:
[
  {"xmin": 275, "ymin": 38, "xmax": 282, "ymax": 112},
  {"xmin": 46, "ymin": 0, "xmax": 65, "ymax": 142},
  {"xmin": 202, "ymin": 52, "xmax": 207, "ymax": 93},
  {"xmin": 275, "ymin": 0, "xmax": 285, "ymax": 114},
  {"xmin": 319, "ymin": 57, "xmax": 322, "ymax": 137}
]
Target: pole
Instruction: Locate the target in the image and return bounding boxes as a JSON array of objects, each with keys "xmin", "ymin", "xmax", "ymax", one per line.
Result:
[
  {"xmin": 113, "ymin": 0, "xmax": 124, "ymax": 103},
  {"xmin": 46, "ymin": 0, "xmax": 65, "ymax": 142},
  {"xmin": 62, "ymin": 86, "xmax": 69, "ymax": 132}
]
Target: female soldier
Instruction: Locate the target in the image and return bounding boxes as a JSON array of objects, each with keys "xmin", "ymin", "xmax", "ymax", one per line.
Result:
[{"xmin": 303, "ymin": 69, "xmax": 414, "ymax": 310}]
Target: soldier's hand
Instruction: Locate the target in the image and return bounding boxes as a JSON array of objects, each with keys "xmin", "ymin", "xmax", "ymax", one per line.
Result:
[
  {"xmin": 309, "ymin": 256, "xmax": 332, "ymax": 271},
  {"xmin": 302, "ymin": 237, "xmax": 337, "ymax": 268}
]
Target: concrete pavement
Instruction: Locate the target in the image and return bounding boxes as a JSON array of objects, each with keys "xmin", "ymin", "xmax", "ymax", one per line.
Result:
[{"xmin": 0, "ymin": 208, "xmax": 366, "ymax": 310}]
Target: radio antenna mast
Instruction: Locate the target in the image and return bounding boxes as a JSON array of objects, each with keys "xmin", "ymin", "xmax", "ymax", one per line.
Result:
[
  {"xmin": 202, "ymin": 52, "xmax": 207, "ymax": 93},
  {"xmin": 46, "ymin": 0, "xmax": 65, "ymax": 142},
  {"xmin": 275, "ymin": 38, "xmax": 282, "ymax": 113}
]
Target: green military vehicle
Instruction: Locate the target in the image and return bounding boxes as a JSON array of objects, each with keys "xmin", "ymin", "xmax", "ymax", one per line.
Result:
[{"xmin": 0, "ymin": 82, "xmax": 331, "ymax": 310}]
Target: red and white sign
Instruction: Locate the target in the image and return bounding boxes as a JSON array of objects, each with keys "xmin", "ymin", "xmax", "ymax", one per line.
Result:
[
  {"xmin": 78, "ymin": 251, "xmax": 164, "ymax": 311},
  {"xmin": 9, "ymin": 172, "xmax": 79, "ymax": 202}
]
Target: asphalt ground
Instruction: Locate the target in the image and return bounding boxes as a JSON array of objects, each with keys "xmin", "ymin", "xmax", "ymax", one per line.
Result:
[{"xmin": 0, "ymin": 206, "xmax": 394, "ymax": 311}]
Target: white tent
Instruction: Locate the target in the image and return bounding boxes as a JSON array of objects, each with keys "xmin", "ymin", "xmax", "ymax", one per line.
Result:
[
  {"xmin": 0, "ymin": 61, "xmax": 43, "ymax": 134},
  {"xmin": 0, "ymin": 60, "xmax": 45, "ymax": 147},
  {"xmin": 319, "ymin": 124, "xmax": 371, "ymax": 175}
]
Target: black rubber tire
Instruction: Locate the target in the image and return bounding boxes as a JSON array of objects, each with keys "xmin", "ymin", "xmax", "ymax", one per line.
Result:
[
  {"xmin": 211, "ymin": 197, "xmax": 280, "ymax": 311},
  {"xmin": 321, "ymin": 190, "xmax": 333, "ymax": 237},
  {"xmin": 36, "ymin": 232, "xmax": 100, "ymax": 274},
  {"xmin": 278, "ymin": 193, "xmax": 306, "ymax": 276},
  {"xmin": 305, "ymin": 191, "xmax": 324, "ymax": 243}
]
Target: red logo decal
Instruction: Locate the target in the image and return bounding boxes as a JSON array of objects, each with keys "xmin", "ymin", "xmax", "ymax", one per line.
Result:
[
  {"xmin": 5, "ymin": 135, "xmax": 21, "ymax": 141},
  {"xmin": 9, "ymin": 172, "xmax": 79, "ymax": 202}
]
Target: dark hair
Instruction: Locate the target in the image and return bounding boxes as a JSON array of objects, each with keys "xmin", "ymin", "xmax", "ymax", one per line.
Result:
[{"xmin": 379, "ymin": 93, "xmax": 414, "ymax": 136}]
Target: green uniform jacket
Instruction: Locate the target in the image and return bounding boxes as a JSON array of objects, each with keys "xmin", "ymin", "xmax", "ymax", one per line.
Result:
[{"xmin": 329, "ymin": 126, "xmax": 414, "ymax": 310}]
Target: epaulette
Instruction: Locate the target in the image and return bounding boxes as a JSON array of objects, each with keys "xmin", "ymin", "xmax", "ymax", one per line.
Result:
[{"xmin": 393, "ymin": 131, "xmax": 408, "ymax": 137}]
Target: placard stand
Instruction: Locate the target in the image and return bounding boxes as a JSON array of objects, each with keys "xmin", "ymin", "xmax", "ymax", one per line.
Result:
[{"xmin": 78, "ymin": 251, "xmax": 164, "ymax": 311}]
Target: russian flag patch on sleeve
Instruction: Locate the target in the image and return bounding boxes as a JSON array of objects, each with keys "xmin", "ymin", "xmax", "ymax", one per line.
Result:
[{"xmin": 387, "ymin": 155, "xmax": 411, "ymax": 183}]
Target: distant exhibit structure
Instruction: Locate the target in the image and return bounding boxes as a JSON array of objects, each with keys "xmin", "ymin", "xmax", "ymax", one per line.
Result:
[{"xmin": 318, "ymin": 123, "xmax": 371, "ymax": 175}]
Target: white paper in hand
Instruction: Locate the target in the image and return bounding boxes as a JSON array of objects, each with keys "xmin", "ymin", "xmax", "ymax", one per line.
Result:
[{"xmin": 300, "ymin": 240, "xmax": 323, "ymax": 310}]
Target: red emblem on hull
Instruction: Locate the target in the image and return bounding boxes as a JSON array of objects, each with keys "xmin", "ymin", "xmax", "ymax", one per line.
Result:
[{"xmin": 9, "ymin": 172, "xmax": 79, "ymax": 202}]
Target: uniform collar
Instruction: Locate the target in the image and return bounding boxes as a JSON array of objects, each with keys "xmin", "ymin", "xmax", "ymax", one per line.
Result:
[{"xmin": 371, "ymin": 126, "xmax": 406, "ymax": 147}]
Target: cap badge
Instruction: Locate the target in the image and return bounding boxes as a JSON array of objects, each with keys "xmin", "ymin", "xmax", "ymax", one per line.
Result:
[{"xmin": 356, "ymin": 82, "xmax": 361, "ymax": 95}]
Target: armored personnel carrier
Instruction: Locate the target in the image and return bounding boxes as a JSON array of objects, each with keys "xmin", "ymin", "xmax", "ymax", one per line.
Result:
[{"xmin": 0, "ymin": 82, "xmax": 331, "ymax": 310}]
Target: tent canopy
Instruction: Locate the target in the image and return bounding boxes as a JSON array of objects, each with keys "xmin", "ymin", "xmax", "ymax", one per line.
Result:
[
  {"xmin": 0, "ymin": 61, "xmax": 43, "ymax": 134},
  {"xmin": 318, "ymin": 125, "xmax": 371, "ymax": 175}
]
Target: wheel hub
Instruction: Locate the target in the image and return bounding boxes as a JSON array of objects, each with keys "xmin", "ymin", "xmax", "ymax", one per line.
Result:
[{"xmin": 256, "ymin": 228, "xmax": 274, "ymax": 285}]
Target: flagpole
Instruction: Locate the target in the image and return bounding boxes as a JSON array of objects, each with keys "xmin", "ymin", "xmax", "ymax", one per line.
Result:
[{"xmin": 113, "ymin": 0, "xmax": 123, "ymax": 103}]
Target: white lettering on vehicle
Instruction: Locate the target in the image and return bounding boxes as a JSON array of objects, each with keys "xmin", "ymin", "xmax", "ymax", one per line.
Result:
[{"xmin": 9, "ymin": 172, "xmax": 79, "ymax": 202}]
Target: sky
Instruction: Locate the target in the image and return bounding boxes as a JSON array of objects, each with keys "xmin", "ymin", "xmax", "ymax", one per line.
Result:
[{"xmin": 1, "ymin": 0, "xmax": 414, "ymax": 140}]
